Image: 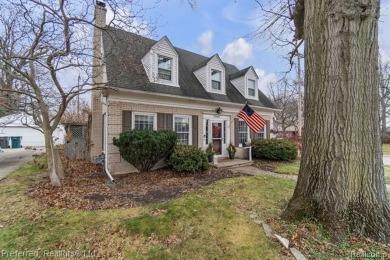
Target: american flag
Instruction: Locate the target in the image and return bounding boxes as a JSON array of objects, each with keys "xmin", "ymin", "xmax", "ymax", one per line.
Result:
[{"xmin": 237, "ymin": 104, "xmax": 266, "ymax": 133}]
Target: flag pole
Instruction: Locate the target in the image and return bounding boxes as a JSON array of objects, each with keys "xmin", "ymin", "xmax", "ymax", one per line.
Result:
[{"xmin": 227, "ymin": 101, "xmax": 248, "ymax": 128}]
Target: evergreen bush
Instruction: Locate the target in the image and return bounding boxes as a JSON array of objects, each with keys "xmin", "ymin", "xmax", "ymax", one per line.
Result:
[
  {"xmin": 168, "ymin": 145, "xmax": 209, "ymax": 173},
  {"xmin": 113, "ymin": 129, "xmax": 177, "ymax": 171},
  {"xmin": 252, "ymin": 139, "xmax": 298, "ymax": 161}
]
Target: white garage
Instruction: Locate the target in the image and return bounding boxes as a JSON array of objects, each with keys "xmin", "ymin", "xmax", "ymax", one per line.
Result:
[{"xmin": 0, "ymin": 114, "xmax": 65, "ymax": 148}]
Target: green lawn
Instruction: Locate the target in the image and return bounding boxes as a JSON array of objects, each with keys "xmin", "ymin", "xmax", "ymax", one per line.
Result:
[
  {"xmin": 1, "ymin": 157, "xmax": 388, "ymax": 259},
  {"xmin": 383, "ymin": 144, "xmax": 390, "ymax": 155},
  {"xmin": 0, "ymin": 158, "xmax": 295, "ymax": 259},
  {"xmin": 384, "ymin": 166, "xmax": 390, "ymax": 185},
  {"xmin": 274, "ymin": 160, "xmax": 300, "ymax": 175}
]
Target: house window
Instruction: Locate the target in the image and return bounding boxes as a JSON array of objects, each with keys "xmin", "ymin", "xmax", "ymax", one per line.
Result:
[
  {"xmin": 238, "ymin": 120, "xmax": 248, "ymax": 145},
  {"xmin": 205, "ymin": 119, "xmax": 209, "ymax": 144},
  {"xmin": 248, "ymin": 79, "xmax": 256, "ymax": 97},
  {"xmin": 211, "ymin": 70, "xmax": 221, "ymax": 90},
  {"xmin": 174, "ymin": 115, "xmax": 191, "ymax": 145},
  {"xmin": 133, "ymin": 113, "xmax": 157, "ymax": 130},
  {"xmin": 256, "ymin": 127, "xmax": 265, "ymax": 139},
  {"xmin": 158, "ymin": 56, "xmax": 172, "ymax": 81}
]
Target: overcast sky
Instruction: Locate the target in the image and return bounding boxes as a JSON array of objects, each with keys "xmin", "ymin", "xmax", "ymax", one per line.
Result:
[{"xmin": 108, "ymin": 0, "xmax": 390, "ymax": 94}]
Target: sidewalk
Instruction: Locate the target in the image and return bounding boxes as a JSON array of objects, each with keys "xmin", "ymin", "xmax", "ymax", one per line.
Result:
[
  {"xmin": 230, "ymin": 165, "xmax": 390, "ymax": 191},
  {"xmin": 229, "ymin": 166, "xmax": 297, "ymax": 180},
  {"xmin": 0, "ymin": 148, "xmax": 43, "ymax": 180}
]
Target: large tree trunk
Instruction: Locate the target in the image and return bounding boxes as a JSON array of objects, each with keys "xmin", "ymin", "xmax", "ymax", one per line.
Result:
[
  {"xmin": 44, "ymin": 129, "xmax": 64, "ymax": 187},
  {"xmin": 283, "ymin": 0, "xmax": 390, "ymax": 242}
]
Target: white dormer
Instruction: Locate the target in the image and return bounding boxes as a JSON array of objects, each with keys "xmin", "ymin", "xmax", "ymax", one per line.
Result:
[
  {"xmin": 193, "ymin": 54, "xmax": 226, "ymax": 95},
  {"xmin": 142, "ymin": 36, "xmax": 179, "ymax": 87},
  {"xmin": 230, "ymin": 66, "xmax": 259, "ymax": 100}
]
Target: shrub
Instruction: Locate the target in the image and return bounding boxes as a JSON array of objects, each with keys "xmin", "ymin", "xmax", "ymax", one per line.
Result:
[
  {"xmin": 381, "ymin": 132, "xmax": 390, "ymax": 144},
  {"xmin": 113, "ymin": 129, "xmax": 177, "ymax": 171},
  {"xmin": 252, "ymin": 139, "xmax": 298, "ymax": 161},
  {"xmin": 168, "ymin": 145, "xmax": 210, "ymax": 173}
]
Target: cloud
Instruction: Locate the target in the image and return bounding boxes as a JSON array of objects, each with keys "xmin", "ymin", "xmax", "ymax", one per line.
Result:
[
  {"xmin": 197, "ymin": 30, "xmax": 213, "ymax": 55},
  {"xmin": 221, "ymin": 38, "xmax": 252, "ymax": 67},
  {"xmin": 255, "ymin": 68, "xmax": 277, "ymax": 93}
]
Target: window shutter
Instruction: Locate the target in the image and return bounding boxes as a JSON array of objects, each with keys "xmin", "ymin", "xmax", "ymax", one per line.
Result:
[
  {"xmin": 250, "ymin": 129, "xmax": 256, "ymax": 142},
  {"xmin": 157, "ymin": 113, "xmax": 164, "ymax": 130},
  {"xmin": 157, "ymin": 113, "xmax": 173, "ymax": 130},
  {"xmin": 234, "ymin": 118, "xmax": 239, "ymax": 146},
  {"xmin": 166, "ymin": 114, "xmax": 173, "ymax": 130},
  {"xmin": 266, "ymin": 120, "xmax": 270, "ymax": 139},
  {"xmin": 192, "ymin": 115, "xmax": 198, "ymax": 147},
  {"xmin": 122, "ymin": 111, "xmax": 132, "ymax": 132}
]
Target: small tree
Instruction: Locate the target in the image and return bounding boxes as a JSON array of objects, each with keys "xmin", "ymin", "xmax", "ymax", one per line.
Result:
[
  {"xmin": 380, "ymin": 61, "xmax": 390, "ymax": 133},
  {"xmin": 268, "ymin": 79, "xmax": 299, "ymax": 135},
  {"xmin": 0, "ymin": 0, "xmax": 156, "ymax": 186},
  {"xmin": 113, "ymin": 129, "xmax": 177, "ymax": 172}
]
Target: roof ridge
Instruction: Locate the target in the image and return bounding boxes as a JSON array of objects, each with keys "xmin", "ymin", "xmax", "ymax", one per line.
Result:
[{"xmin": 105, "ymin": 26, "xmax": 240, "ymax": 71}]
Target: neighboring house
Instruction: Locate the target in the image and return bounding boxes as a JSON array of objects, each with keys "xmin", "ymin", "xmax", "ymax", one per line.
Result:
[
  {"xmin": 91, "ymin": 2, "xmax": 278, "ymax": 175},
  {"xmin": 272, "ymin": 123, "xmax": 299, "ymax": 138},
  {"xmin": 0, "ymin": 113, "xmax": 65, "ymax": 148}
]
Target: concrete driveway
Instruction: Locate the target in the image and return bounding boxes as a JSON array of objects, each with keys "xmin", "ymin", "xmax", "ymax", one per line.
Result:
[
  {"xmin": 384, "ymin": 156, "xmax": 390, "ymax": 166},
  {"xmin": 0, "ymin": 148, "xmax": 45, "ymax": 180}
]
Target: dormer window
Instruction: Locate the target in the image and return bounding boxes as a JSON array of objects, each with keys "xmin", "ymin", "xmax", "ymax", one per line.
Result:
[
  {"xmin": 158, "ymin": 56, "xmax": 172, "ymax": 81},
  {"xmin": 211, "ymin": 70, "xmax": 221, "ymax": 90},
  {"xmin": 248, "ymin": 79, "xmax": 256, "ymax": 97}
]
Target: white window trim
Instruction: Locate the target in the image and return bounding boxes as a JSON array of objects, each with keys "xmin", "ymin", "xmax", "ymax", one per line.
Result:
[
  {"xmin": 211, "ymin": 69, "xmax": 222, "ymax": 91},
  {"xmin": 247, "ymin": 79, "xmax": 256, "ymax": 97},
  {"xmin": 208, "ymin": 67, "xmax": 225, "ymax": 94},
  {"xmin": 157, "ymin": 55, "xmax": 172, "ymax": 81},
  {"xmin": 132, "ymin": 112, "xmax": 157, "ymax": 130},
  {"xmin": 256, "ymin": 126, "xmax": 266, "ymax": 139},
  {"xmin": 173, "ymin": 114, "xmax": 192, "ymax": 145},
  {"xmin": 246, "ymin": 78, "xmax": 258, "ymax": 100},
  {"xmin": 153, "ymin": 53, "xmax": 179, "ymax": 87},
  {"xmin": 238, "ymin": 119, "xmax": 250, "ymax": 145}
]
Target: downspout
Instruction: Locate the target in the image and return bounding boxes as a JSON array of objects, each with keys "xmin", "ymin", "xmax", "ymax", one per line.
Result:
[{"xmin": 103, "ymin": 99, "xmax": 114, "ymax": 182}]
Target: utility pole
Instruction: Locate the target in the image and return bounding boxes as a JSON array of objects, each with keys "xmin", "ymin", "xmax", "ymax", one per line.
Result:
[{"xmin": 297, "ymin": 53, "xmax": 302, "ymax": 137}]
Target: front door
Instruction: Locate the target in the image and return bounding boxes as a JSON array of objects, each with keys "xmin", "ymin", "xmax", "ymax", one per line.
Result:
[
  {"xmin": 207, "ymin": 119, "xmax": 228, "ymax": 157},
  {"xmin": 211, "ymin": 121, "xmax": 223, "ymax": 155}
]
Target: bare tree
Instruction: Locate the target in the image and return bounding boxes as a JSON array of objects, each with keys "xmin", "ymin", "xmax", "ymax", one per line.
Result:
[
  {"xmin": 380, "ymin": 61, "xmax": 390, "ymax": 133},
  {"xmin": 268, "ymin": 79, "xmax": 298, "ymax": 135},
  {"xmin": 0, "ymin": 0, "xmax": 155, "ymax": 186},
  {"xmin": 60, "ymin": 96, "xmax": 90, "ymax": 125},
  {"xmin": 281, "ymin": 0, "xmax": 390, "ymax": 242}
]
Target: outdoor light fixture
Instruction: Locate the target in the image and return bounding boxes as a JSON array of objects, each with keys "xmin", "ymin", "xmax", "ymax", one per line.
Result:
[{"xmin": 215, "ymin": 107, "xmax": 223, "ymax": 114}]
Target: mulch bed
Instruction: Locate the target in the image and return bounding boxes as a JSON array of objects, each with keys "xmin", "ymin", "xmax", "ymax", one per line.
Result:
[
  {"xmin": 252, "ymin": 160, "xmax": 277, "ymax": 172},
  {"xmin": 27, "ymin": 159, "xmax": 247, "ymax": 210}
]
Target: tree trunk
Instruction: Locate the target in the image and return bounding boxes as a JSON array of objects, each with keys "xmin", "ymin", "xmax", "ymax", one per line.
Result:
[
  {"xmin": 44, "ymin": 129, "xmax": 64, "ymax": 187},
  {"xmin": 283, "ymin": 0, "xmax": 390, "ymax": 242}
]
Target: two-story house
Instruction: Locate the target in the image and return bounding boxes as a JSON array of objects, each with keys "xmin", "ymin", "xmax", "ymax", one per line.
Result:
[{"xmin": 91, "ymin": 2, "xmax": 278, "ymax": 176}]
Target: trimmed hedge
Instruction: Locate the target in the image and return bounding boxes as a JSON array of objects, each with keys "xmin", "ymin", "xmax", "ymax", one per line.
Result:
[
  {"xmin": 252, "ymin": 139, "xmax": 298, "ymax": 161},
  {"xmin": 168, "ymin": 145, "xmax": 209, "ymax": 173},
  {"xmin": 113, "ymin": 129, "xmax": 177, "ymax": 172}
]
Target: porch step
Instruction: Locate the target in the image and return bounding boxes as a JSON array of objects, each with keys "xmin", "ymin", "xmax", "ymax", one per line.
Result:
[{"xmin": 211, "ymin": 158, "xmax": 253, "ymax": 169}]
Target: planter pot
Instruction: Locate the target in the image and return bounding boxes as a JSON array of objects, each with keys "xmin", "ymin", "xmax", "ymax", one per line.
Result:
[
  {"xmin": 207, "ymin": 154, "xmax": 214, "ymax": 163},
  {"xmin": 228, "ymin": 152, "xmax": 235, "ymax": 160}
]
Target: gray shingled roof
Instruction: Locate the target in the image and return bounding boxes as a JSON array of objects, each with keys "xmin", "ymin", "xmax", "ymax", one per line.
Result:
[{"xmin": 102, "ymin": 27, "xmax": 277, "ymax": 109}]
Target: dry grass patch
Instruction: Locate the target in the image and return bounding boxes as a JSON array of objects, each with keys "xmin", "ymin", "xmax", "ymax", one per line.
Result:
[{"xmin": 0, "ymin": 156, "xmax": 292, "ymax": 259}]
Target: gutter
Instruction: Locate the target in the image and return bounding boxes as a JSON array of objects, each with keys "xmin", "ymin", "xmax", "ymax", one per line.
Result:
[
  {"xmin": 102, "ymin": 99, "xmax": 114, "ymax": 183},
  {"xmin": 108, "ymin": 87, "xmax": 281, "ymax": 113}
]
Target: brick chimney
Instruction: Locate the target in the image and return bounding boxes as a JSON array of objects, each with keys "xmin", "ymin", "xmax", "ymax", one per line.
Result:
[
  {"xmin": 94, "ymin": 1, "xmax": 107, "ymax": 28},
  {"xmin": 90, "ymin": 0, "xmax": 107, "ymax": 159}
]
